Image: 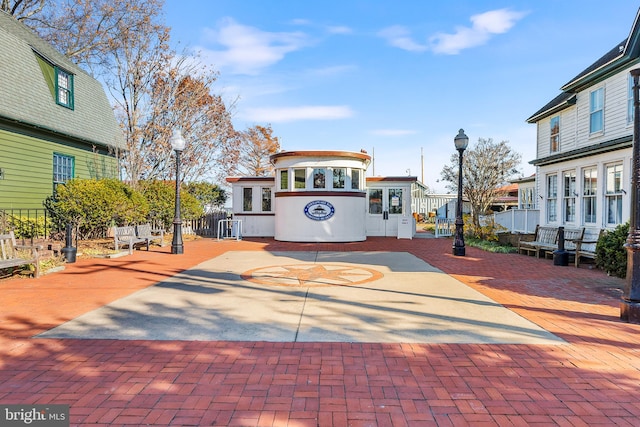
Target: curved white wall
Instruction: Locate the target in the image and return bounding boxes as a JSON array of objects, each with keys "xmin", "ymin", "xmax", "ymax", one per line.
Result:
[{"xmin": 274, "ymin": 194, "xmax": 366, "ymax": 242}]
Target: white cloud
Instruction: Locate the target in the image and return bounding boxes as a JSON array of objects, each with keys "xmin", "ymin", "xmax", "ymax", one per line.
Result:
[
  {"xmin": 326, "ymin": 25, "xmax": 353, "ymax": 35},
  {"xmin": 379, "ymin": 9, "xmax": 526, "ymax": 55},
  {"xmin": 243, "ymin": 105, "xmax": 354, "ymax": 123},
  {"xmin": 378, "ymin": 25, "xmax": 428, "ymax": 52},
  {"xmin": 370, "ymin": 129, "xmax": 417, "ymax": 136},
  {"xmin": 430, "ymin": 9, "xmax": 527, "ymax": 55},
  {"xmin": 310, "ymin": 64, "xmax": 357, "ymax": 76},
  {"xmin": 197, "ymin": 17, "xmax": 310, "ymax": 75},
  {"xmin": 290, "ymin": 18, "xmax": 311, "ymax": 26}
]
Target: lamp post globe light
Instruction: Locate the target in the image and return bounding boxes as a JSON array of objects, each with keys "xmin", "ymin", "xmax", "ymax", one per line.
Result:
[
  {"xmin": 622, "ymin": 69, "xmax": 640, "ymax": 322},
  {"xmin": 170, "ymin": 129, "xmax": 186, "ymax": 255},
  {"xmin": 453, "ymin": 129, "xmax": 469, "ymax": 256}
]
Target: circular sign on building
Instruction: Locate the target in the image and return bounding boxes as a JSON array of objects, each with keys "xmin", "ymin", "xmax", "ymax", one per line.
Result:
[{"xmin": 304, "ymin": 200, "xmax": 335, "ymax": 221}]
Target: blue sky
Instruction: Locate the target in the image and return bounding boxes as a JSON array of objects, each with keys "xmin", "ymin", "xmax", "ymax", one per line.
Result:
[{"xmin": 164, "ymin": 1, "xmax": 640, "ymax": 193}]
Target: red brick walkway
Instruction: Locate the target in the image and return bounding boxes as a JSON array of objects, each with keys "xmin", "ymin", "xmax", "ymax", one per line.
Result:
[{"xmin": 1, "ymin": 237, "xmax": 640, "ymax": 426}]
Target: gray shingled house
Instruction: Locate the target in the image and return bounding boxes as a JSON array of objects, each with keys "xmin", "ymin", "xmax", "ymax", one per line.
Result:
[{"xmin": 0, "ymin": 10, "xmax": 124, "ymax": 210}]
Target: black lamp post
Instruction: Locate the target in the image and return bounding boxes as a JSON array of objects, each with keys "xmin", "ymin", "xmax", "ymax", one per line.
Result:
[
  {"xmin": 170, "ymin": 129, "xmax": 186, "ymax": 255},
  {"xmin": 622, "ymin": 69, "xmax": 640, "ymax": 322},
  {"xmin": 453, "ymin": 129, "xmax": 469, "ymax": 256}
]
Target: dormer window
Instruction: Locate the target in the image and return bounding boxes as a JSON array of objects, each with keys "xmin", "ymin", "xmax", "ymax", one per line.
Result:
[
  {"xmin": 33, "ymin": 49, "xmax": 74, "ymax": 110},
  {"xmin": 56, "ymin": 68, "xmax": 73, "ymax": 109}
]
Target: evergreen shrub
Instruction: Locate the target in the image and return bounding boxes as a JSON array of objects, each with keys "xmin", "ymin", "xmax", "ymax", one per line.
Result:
[
  {"xmin": 140, "ymin": 180, "xmax": 204, "ymax": 231},
  {"xmin": 48, "ymin": 178, "xmax": 148, "ymax": 239},
  {"xmin": 595, "ymin": 222, "xmax": 628, "ymax": 278}
]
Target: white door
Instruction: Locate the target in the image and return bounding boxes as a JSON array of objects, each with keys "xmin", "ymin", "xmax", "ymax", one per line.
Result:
[{"xmin": 366, "ymin": 187, "xmax": 405, "ymax": 237}]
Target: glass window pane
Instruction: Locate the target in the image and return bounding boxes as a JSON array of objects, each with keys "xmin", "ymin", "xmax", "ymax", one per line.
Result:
[
  {"xmin": 546, "ymin": 174, "xmax": 557, "ymax": 222},
  {"xmin": 547, "ymin": 175, "xmax": 557, "ymax": 197},
  {"xmin": 53, "ymin": 153, "xmax": 74, "ymax": 183},
  {"xmin": 294, "ymin": 169, "xmax": 306, "ymax": 189},
  {"xmin": 313, "ymin": 168, "xmax": 325, "ymax": 189},
  {"xmin": 332, "ymin": 168, "xmax": 345, "ymax": 189},
  {"xmin": 629, "ymin": 75, "xmax": 634, "ymax": 123},
  {"xmin": 243, "ymin": 187, "xmax": 252, "ymax": 211},
  {"xmin": 583, "ymin": 197, "xmax": 596, "ymax": 223},
  {"xmin": 280, "ymin": 170, "xmax": 288, "ymax": 190},
  {"xmin": 388, "ymin": 188, "xmax": 403, "ymax": 214},
  {"xmin": 368, "ymin": 189, "xmax": 382, "ymax": 214},
  {"xmin": 261, "ymin": 187, "xmax": 271, "ymax": 211},
  {"xmin": 550, "ymin": 116, "xmax": 559, "ymax": 152},
  {"xmin": 351, "ymin": 169, "xmax": 360, "ymax": 189},
  {"xmin": 589, "ymin": 88, "xmax": 603, "ymax": 133}
]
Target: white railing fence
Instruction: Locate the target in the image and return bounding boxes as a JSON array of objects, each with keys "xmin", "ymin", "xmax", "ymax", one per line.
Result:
[
  {"xmin": 434, "ymin": 217, "xmax": 455, "ymax": 237},
  {"xmin": 493, "ymin": 209, "xmax": 539, "ymax": 234}
]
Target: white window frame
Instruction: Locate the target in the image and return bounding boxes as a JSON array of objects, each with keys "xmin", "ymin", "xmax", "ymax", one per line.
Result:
[
  {"xmin": 55, "ymin": 67, "xmax": 73, "ymax": 109},
  {"xmin": 562, "ymin": 170, "xmax": 576, "ymax": 223},
  {"xmin": 312, "ymin": 168, "xmax": 326, "ymax": 189},
  {"xmin": 242, "ymin": 187, "xmax": 253, "ymax": 212},
  {"xmin": 261, "ymin": 187, "xmax": 272, "ymax": 212},
  {"xmin": 388, "ymin": 188, "xmax": 403, "ymax": 215},
  {"xmin": 351, "ymin": 169, "xmax": 361, "ymax": 190},
  {"xmin": 628, "ymin": 74, "xmax": 635, "ymax": 125},
  {"xmin": 279, "ymin": 169, "xmax": 288, "ymax": 190},
  {"xmin": 589, "ymin": 87, "xmax": 604, "ymax": 134},
  {"xmin": 605, "ymin": 163, "xmax": 624, "ymax": 226},
  {"xmin": 294, "ymin": 168, "xmax": 306, "ymax": 189},
  {"xmin": 546, "ymin": 174, "xmax": 558, "ymax": 223},
  {"xmin": 332, "ymin": 168, "xmax": 346, "ymax": 189},
  {"xmin": 550, "ymin": 116, "xmax": 560, "ymax": 153},
  {"xmin": 582, "ymin": 167, "xmax": 597, "ymax": 224},
  {"xmin": 519, "ymin": 187, "xmax": 535, "ymax": 209}
]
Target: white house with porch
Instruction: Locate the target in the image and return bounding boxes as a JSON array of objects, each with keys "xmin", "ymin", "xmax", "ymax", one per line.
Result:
[{"xmin": 525, "ymin": 8, "xmax": 640, "ymax": 235}]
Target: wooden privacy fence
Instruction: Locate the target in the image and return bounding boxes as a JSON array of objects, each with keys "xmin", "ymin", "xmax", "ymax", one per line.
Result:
[{"xmin": 184, "ymin": 211, "xmax": 229, "ymax": 237}]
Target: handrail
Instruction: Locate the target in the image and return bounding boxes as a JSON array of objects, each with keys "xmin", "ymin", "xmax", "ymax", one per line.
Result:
[{"xmin": 217, "ymin": 219, "xmax": 242, "ymax": 241}]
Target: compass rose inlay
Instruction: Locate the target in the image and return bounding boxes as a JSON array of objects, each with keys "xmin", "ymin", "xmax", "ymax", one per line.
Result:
[{"xmin": 241, "ymin": 264, "xmax": 383, "ymax": 287}]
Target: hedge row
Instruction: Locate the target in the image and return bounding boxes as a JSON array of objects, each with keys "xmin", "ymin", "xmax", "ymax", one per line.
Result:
[{"xmin": 46, "ymin": 179, "xmax": 207, "ymax": 239}]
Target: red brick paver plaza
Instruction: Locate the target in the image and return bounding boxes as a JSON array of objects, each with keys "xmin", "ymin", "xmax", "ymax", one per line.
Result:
[{"xmin": 1, "ymin": 236, "xmax": 639, "ymax": 426}]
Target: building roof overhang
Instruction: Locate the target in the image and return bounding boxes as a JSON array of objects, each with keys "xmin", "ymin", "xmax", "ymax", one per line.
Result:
[
  {"xmin": 270, "ymin": 150, "xmax": 371, "ymax": 166},
  {"xmin": 529, "ymin": 135, "xmax": 632, "ymax": 167},
  {"xmin": 527, "ymin": 8, "xmax": 640, "ymax": 124}
]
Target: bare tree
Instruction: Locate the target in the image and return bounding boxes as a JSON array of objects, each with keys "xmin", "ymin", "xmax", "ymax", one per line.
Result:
[
  {"xmin": 143, "ymin": 59, "xmax": 237, "ymax": 183},
  {"xmin": 0, "ymin": 0, "xmax": 46, "ymax": 22},
  {"xmin": 8, "ymin": 0, "xmax": 166, "ymax": 73},
  {"xmin": 230, "ymin": 125, "xmax": 281, "ymax": 176},
  {"xmin": 440, "ymin": 137, "xmax": 521, "ymax": 230},
  {"xmin": 10, "ymin": 0, "xmax": 238, "ymax": 186}
]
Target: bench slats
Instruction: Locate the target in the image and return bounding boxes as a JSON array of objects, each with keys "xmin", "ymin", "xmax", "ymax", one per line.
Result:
[
  {"xmin": 0, "ymin": 231, "xmax": 40, "ymax": 277},
  {"xmin": 518, "ymin": 226, "xmax": 604, "ymax": 268},
  {"xmin": 114, "ymin": 224, "xmax": 164, "ymax": 254}
]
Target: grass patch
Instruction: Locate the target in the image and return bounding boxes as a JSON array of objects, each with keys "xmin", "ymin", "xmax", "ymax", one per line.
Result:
[{"xmin": 465, "ymin": 237, "xmax": 517, "ymax": 253}]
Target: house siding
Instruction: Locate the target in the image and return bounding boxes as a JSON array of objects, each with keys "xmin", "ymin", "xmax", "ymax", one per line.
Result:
[
  {"xmin": 537, "ymin": 149, "xmax": 630, "ymax": 229},
  {"xmin": 0, "ymin": 128, "xmax": 118, "ymax": 209},
  {"xmin": 528, "ymin": 10, "xmax": 640, "ymax": 234},
  {"xmin": 0, "ymin": 11, "xmax": 124, "ymax": 210}
]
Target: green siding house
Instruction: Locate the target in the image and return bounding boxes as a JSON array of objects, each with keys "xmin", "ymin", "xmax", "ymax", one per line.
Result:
[{"xmin": 0, "ymin": 11, "xmax": 124, "ymax": 210}]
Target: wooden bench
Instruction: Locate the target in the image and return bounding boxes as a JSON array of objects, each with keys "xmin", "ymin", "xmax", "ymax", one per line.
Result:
[
  {"xmin": 114, "ymin": 226, "xmax": 148, "ymax": 254},
  {"xmin": 571, "ymin": 228, "xmax": 604, "ymax": 268},
  {"xmin": 135, "ymin": 224, "xmax": 165, "ymax": 247},
  {"xmin": 543, "ymin": 227, "xmax": 585, "ymax": 259},
  {"xmin": 518, "ymin": 226, "xmax": 559, "ymax": 258},
  {"xmin": 114, "ymin": 224, "xmax": 165, "ymax": 254},
  {"xmin": 0, "ymin": 231, "xmax": 41, "ymax": 277}
]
